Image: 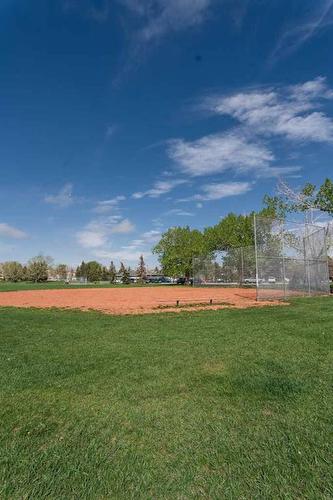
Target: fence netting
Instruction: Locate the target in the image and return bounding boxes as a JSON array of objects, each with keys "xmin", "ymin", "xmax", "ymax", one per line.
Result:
[
  {"xmin": 193, "ymin": 247, "xmax": 256, "ymax": 287},
  {"xmin": 254, "ymin": 216, "xmax": 330, "ymax": 300}
]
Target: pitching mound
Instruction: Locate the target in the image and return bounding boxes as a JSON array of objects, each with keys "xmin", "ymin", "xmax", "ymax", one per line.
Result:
[{"xmin": 0, "ymin": 286, "xmax": 283, "ymax": 315}]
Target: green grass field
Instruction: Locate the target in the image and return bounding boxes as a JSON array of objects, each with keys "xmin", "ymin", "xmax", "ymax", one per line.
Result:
[{"xmin": 0, "ymin": 298, "xmax": 332, "ymax": 499}]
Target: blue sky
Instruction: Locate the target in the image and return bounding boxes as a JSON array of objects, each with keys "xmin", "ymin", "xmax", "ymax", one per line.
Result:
[{"xmin": 1, "ymin": 0, "xmax": 333, "ymax": 267}]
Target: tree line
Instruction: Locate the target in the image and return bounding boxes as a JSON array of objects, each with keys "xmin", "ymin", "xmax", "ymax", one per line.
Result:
[
  {"xmin": 75, "ymin": 256, "xmax": 149, "ymax": 284},
  {"xmin": 0, "ymin": 255, "xmax": 153, "ymax": 284},
  {"xmin": 0, "ymin": 255, "xmax": 54, "ymax": 283}
]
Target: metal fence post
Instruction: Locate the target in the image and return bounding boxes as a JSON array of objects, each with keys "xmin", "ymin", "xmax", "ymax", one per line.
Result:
[
  {"xmin": 253, "ymin": 214, "xmax": 259, "ymax": 301},
  {"xmin": 281, "ymin": 220, "xmax": 287, "ymax": 300}
]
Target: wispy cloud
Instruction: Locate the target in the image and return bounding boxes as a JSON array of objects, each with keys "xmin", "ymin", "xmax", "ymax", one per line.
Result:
[
  {"xmin": 44, "ymin": 183, "xmax": 74, "ymax": 208},
  {"xmin": 93, "ymin": 227, "xmax": 160, "ymax": 264},
  {"xmin": 76, "ymin": 216, "xmax": 135, "ymax": 248},
  {"xmin": 110, "ymin": 218, "xmax": 135, "ymax": 234},
  {"xmin": 122, "ymin": 229, "xmax": 162, "ymax": 250},
  {"xmin": 182, "ymin": 182, "xmax": 252, "ymax": 201},
  {"xmin": 270, "ymin": 0, "xmax": 333, "ymax": 63},
  {"xmin": 0, "ymin": 223, "xmax": 28, "ymax": 239},
  {"xmin": 119, "ymin": 0, "xmax": 213, "ymax": 44},
  {"xmin": 132, "ymin": 179, "xmax": 187, "ymax": 199},
  {"xmin": 76, "ymin": 229, "xmax": 107, "ymax": 248},
  {"xmin": 94, "ymin": 195, "xmax": 126, "ymax": 214},
  {"xmin": 94, "ymin": 248, "xmax": 151, "ymax": 264},
  {"xmin": 65, "ymin": 0, "xmax": 215, "ymax": 40},
  {"xmin": 204, "ymin": 77, "xmax": 333, "ymax": 143},
  {"xmin": 165, "ymin": 208, "xmax": 195, "ymax": 216},
  {"xmin": 168, "ymin": 132, "xmax": 274, "ymax": 177},
  {"xmin": 171, "ymin": 77, "xmax": 329, "ymax": 181}
]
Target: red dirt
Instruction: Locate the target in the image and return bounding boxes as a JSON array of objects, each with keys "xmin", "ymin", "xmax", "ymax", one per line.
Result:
[{"xmin": 0, "ymin": 287, "xmax": 282, "ymax": 315}]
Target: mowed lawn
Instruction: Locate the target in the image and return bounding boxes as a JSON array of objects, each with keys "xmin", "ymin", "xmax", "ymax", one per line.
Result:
[{"xmin": 0, "ymin": 299, "xmax": 332, "ymax": 499}]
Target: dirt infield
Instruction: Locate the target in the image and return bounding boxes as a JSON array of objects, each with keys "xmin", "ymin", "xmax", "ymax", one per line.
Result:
[{"xmin": 0, "ymin": 286, "xmax": 282, "ymax": 315}]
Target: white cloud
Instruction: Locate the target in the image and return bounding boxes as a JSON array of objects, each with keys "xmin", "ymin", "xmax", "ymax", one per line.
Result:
[
  {"xmin": 76, "ymin": 230, "xmax": 107, "ymax": 248},
  {"xmin": 165, "ymin": 208, "xmax": 195, "ymax": 216},
  {"xmin": 170, "ymin": 77, "xmax": 331, "ymax": 183},
  {"xmin": 271, "ymin": 1, "xmax": 333, "ymax": 63},
  {"xmin": 0, "ymin": 223, "xmax": 28, "ymax": 239},
  {"xmin": 142, "ymin": 229, "xmax": 162, "ymax": 243},
  {"xmin": 123, "ymin": 230, "xmax": 162, "ymax": 250},
  {"xmin": 94, "ymin": 248, "xmax": 152, "ymax": 263},
  {"xmin": 203, "ymin": 78, "xmax": 333, "ymax": 143},
  {"xmin": 185, "ymin": 182, "xmax": 252, "ymax": 201},
  {"xmin": 92, "ymin": 228, "xmax": 161, "ymax": 264},
  {"xmin": 110, "ymin": 218, "xmax": 135, "ymax": 234},
  {"xmin": 289, "ymin": 76, "xmax": 333, "ymax": 101},
  {"xmin": 76, "ymin": 216, "xmax": 135, "ymax": 248},
  {"xmin": 119, "ymin": 0, "xmax": 213, "ymax": 43},
  {"xmin": 132, "ymin": 179, "xmax": 187, "ymax": 198},
  {"xmin": 94, "ymin": 196, "xmax": 125, "ymax": 214},
  {"xmin": 44, "ymin": 183, "xmax": 74, "ymax": 208},
  {"xmin": 168, "ymin": 132, "xmax": 274, "ymax": 177}
]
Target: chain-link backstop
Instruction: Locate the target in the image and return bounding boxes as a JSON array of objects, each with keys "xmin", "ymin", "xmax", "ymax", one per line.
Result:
[
  {"xmin": 193, "ymin": 217, "xmax": 330, "ymax": 300},
  {"xmin": 254, "ymin": 216, "xmax": 330, "ymax": 300},
  {"xmin": 193, "ymin": 247, "xmax": 256, "ymax": 287}
]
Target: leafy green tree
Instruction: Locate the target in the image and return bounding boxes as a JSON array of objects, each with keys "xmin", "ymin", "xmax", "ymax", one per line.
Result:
[
  {"xmin": 119, "ymin": 262, "xmax": 130, "ymax": 284},
  {"xmin": 22, "ymin": 266, "xmax": 29, "ymax": 281},
  {"xmin": 316, "ymin": 179, "xmax": 333, "ymax": 215},
  {"xmin": 2, "ymin": 261, "xmax": 24, "ymax": 282},
  {"xmin": 101, "ymin": 266, "xmax": 110, "ymax": 281},
  {"xmin": 75, "ymin": 265, "xmax": 81, "ymax": 279},
  {"xmin": 85, "ymin": 261, "xmax": 102, "ymax": 282},
  {"xmin": 136, "ymin": 255, "xmax": 147, "ymax": 283},
  {"xmin": 264, "ymin": 178, "xmax": 333, "ymax": 218},
  {"xmin": 109, "ymin": 261, "xmax": 117, "ymax": 283},
  {"xmin": 56, "ymin": 264, "xmax": 68, "ymax": 280},
  {"xmin": 203, "ymin": 213, "xmax": 255, "ymax": 252},
  {"xmin": 153, "ymin": 226, "xmax": 207, "ymax": 278},
  {"xmin": 28, "ymin": 255, "xmax": 51, "ymax": 282},
  {"xmin": 76, "ymin": 261, "xmax": 88, "ymax": 281}
]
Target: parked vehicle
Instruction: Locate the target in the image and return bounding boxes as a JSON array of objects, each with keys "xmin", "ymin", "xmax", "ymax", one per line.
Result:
[{"xmin": 176, "ymin": 277, "xmax": 193, "ymax": 285}]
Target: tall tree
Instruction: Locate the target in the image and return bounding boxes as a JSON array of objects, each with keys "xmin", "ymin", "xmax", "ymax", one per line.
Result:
[
  {"xmin": 75, "ymin": 265, "xmax": 81, "ymax": 279},
  {"xmin": 85, "ymin": 261, "xmax": 102, "ymax": 282},
  {"xmin": 22, "ymin": 265, "xmax": 29, "ymax": 281},
  {"xmin": 153, "ymin": 226, "xmax": 207, "ymax": 278},
  {"xmin": 56, "ymin": 264, "xmax": 68, "ymax": 281},
  {"xmin": 204, "ymin": 213, "xmax": 256, "ymax": 253},
  {"xmin": 109, "ymin": 261, "xmax": 117, "ymax": 283},
  {"xmin": 101, "ymin": 266, "xmax": 110, "ymax": 281},
  {"xmin": 264, "ymin": 178, "xmax": 333, "ymax": 218},
  {"xmin": 1, "ymin": 261, "xmax": 24, "ymax": 282},
  {"xmin": 28, "ymin": 255, "xmax": 52, "ymax": 282},
  {"xmin": 75, "ymin": 261, "xmax": 88, "ymax": 281},
  {"xmin": 136, "ymin": 255, "xmax": 147, "ymax": 282},
  {"xmin": 119, "ymin": 262, "xmax": 130, "ymax": 284}
]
